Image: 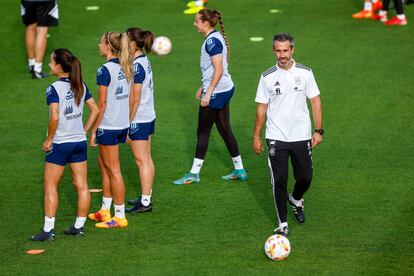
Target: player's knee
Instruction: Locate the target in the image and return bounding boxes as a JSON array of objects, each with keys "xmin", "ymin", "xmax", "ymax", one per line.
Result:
[
  {"xmin": 72, "ymin": 180, "xmax": 88, "ymax": 191},
  {"xmin": 135, "ymin": 155, "xmax": 150, "ymax": 167}
]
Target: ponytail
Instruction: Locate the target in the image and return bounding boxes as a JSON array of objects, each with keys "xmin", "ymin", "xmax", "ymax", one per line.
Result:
[
  {"xmin": 53, "ymin": 48, "xmax": 84, "ymax": 106},
  {"xmin": 104, "ymin": 31, "xmax": 133, "ymax": 82},
  {"xmin": 142, "ymin": 31, "xmax": 154, "ymax": 54},
  {"xmin": 119, "ymin": 32, "xmax": 133, "ymax": 82},
  {"xmin": 126, "ymin": 27, "xmax": 154, "ymax": 55},
  {"xmin": 69, "ymin": 56, "xmax": 84, "ymax": 106},
  {"xmin": 199, "ymin": 8, "xmax": 230, "ymax": 62},
  {"xmin": 213, "ymin": 10, "xmax": 230, "ymax": 63}
]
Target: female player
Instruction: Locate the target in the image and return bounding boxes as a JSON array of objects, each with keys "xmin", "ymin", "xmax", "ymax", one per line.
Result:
[
  {"xmin": 31, "ymin": 48, "xmax": 99, "ymax": 241},
  {"xmin": 88, "ymin": 32, "xmax": 131, "ymax": 228},
  {"xmin": 123, "ymin": 28, "xmax": 156, "ymax": 213},
  {"xmin": 173, "ymin": 8, "xmax": 247, "ymax": 185}
]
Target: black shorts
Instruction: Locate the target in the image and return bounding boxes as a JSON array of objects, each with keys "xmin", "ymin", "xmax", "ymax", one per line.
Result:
[{"xmin": 21, "ymin": 0, "xmax": 59, "ymax": 27}]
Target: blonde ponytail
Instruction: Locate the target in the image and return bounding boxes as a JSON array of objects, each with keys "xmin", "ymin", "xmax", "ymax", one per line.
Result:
[{"xmin": 119, "ymin": 32, "xmax": 133, "ymax": 82}]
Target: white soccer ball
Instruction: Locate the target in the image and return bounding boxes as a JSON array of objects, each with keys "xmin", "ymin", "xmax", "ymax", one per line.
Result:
[
  {"xmin": 152, "ymin": 36, "xmax": 172, "ymax": 56},
  {"xmin": 264, "ymin": 234, "xmax": 291, "ymax": 261}
]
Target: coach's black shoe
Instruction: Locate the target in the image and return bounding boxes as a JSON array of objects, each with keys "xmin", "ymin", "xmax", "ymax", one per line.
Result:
[
  {"xmin": 288, "ymin": 194, "xmax": 305, "ymax": 224},
  {"xmin": 63, "ymin": 225, "xmax": 84, "ymax": 237},
  {"xmin": 127, "ymin": 196, "xmax": 142, "ymax": 206},
  {"xmin": 28, "ymin": 65, "xmax": 34, "ymax": 74},
  {"xmin": 273, "ymin": 226, "xmax": 289, "ymax": 237},
  {"xmin": 125, "ymin": 201, "xmax": 153, "ymax": 213},
  {"xmin": 31, "ymin": 229, "xmax": 55, "ymax": 241},
  {"xmin": 32, "ymin": 71, "xmax": 48, "ymax": 79}
]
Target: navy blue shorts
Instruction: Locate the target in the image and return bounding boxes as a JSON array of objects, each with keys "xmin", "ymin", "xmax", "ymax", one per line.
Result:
[
  {"xmin": 45, "ymin": 141, "xmax": 87, "ymax": 166},
  {"xmin": 129, "ymin": 120, "xmax": 155, "ymax": 141},
  {"xmin": 96, "ymin": 128, "xmax": 129, "ymax": 145},
  {"xmin": 203, "ymin": 87, "xmax": 234, "ymax": 109}
]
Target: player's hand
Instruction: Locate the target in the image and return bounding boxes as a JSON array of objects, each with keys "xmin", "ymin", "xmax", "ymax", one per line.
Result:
[
  {"xmin": 311, "ymin": 133, "xmax": 322, "ymax": 148},
  {"xmin": 126, "ymin": 137, "xmax": 131, "ymax": 144},
  {"xmin": 200, "ymin": 93, "xmax": 211, "ymax": 107},
  {"xmin": 90, "ymin": 132, "xmax": 97, "ymax": 147},
  {"xmin": 196, "ymin": 87, "xmax": 202, "ymax": 100},
  {"xmin": 42, "ymin": 139, "xmax": 53, "ymax": 152},
  {"xmin": 253, "ymin": 136, "xmax": 264, "ymax": 155}
]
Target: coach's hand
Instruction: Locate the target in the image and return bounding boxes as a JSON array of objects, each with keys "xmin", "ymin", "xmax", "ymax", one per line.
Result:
[
  {"xmin": 311, "ymin": 133, "xmax": 322, "ymax": 148},
  {"xmin": 253, "ymin": 136, "xmax": 264, "ymax": 155}
]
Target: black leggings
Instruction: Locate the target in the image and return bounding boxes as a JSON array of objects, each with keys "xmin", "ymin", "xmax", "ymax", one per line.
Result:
[
  {"xmin": 382, "ymin": 0, "xmax": 404, "ymax": 14},
  {"xmin": 195, "ymin": 102, "xmax": 240, "ymax": 159}
]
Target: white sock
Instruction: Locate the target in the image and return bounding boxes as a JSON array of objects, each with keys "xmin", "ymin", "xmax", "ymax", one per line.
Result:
[
  {"xmin": 74, "ymin": 216, "xmax": 86, "ymax": 229},
  {"xmin": 364, "ymin": 2, "xmax": 372, "ymax": 10},
  {"xmin": 289, "ymin": 194, "xmax": 302, "ymax": 207},
  {"xmin": 141, "ymin": 194, "xmax": 151, "ymax": 207},
  {"xmin": 114, "ymin": 204, "xmax": 125, "ymax": 219},
  {"xmin": 43, "ymin": 216, "xmax": 55, "ymax": 232},
  {"xmin": 195, "ymin": 0, "xmax": 204, "ymax": 6},
  {"xmin": 34, "ymin": 62, "xmax": 42, "ymax": 73},
  {"xmin": 279, "ymin": 222, "xmax": 288, "ymax": 228},
  {"xmin": 190, "ymin": 158, "xmax": 204, "ymax": 174},
  {"xmin": 397, "ymin": 14, "xmax": 406, "ymax": 20},
  {"xmin": 101, "ymin": 196, "xmax": 112, "ymax": 211},
  {"xmin": 232, "ymin": 155, "xmax": 244, "ymax": 170},
  {"xmin": 28, "ymin": 58, "xmax": 35, "ymax": 67}
]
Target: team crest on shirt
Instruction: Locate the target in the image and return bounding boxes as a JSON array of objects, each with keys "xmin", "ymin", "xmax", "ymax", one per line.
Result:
[
  {"xmin": 295, "ymin": 77, "xmax": 301, "ymax": 86},
  {"xmin": 271, "ymin": 81, "xmax": 281, "ymax": 95},
  {"xmin": 268, "ymin": 140, "xmax": 277, "ymax": 156}
]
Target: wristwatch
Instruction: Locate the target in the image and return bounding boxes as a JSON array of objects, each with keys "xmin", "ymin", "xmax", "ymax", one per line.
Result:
[{"xmin": 314, "ymin": 128, "xmax": 324, "ymax": 135}]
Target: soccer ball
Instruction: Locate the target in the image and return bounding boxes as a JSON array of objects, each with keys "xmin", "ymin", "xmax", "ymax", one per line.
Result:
[
  {"xmin": 264, "ymin": 234, "xmax": 291, "ymax": 261},
  {"xmin": 152, "ymin": 36, "xmax": 172, "ymax": 56}
]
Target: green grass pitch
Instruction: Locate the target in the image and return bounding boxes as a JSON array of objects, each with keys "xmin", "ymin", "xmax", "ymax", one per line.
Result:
[{"xmin": 0, "ymin": 0, "xmax": 413, "ymax": 274}]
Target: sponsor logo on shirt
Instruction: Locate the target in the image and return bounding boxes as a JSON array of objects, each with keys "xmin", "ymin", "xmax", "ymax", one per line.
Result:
[
  {"xmin": 65, "ymin": 90, "xmax": 74, "ymax": 100},
  {"xmin": 115, "ymin": 86, "xmax": 123, "ymax": 95},
  {"xmin": 66, "ymin": 112, "xmax": 82, "ymax": 120},
  {"xmin": 118, "ymin": 70, "xmax": 127, "ymax": 81},
  {"xmin": 64, "ymin": 104, "xmax": 73, "ymax": 115},
  {"xmin": 115, "ymin": 86, "xmax": 128, "ymax": 100}
]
